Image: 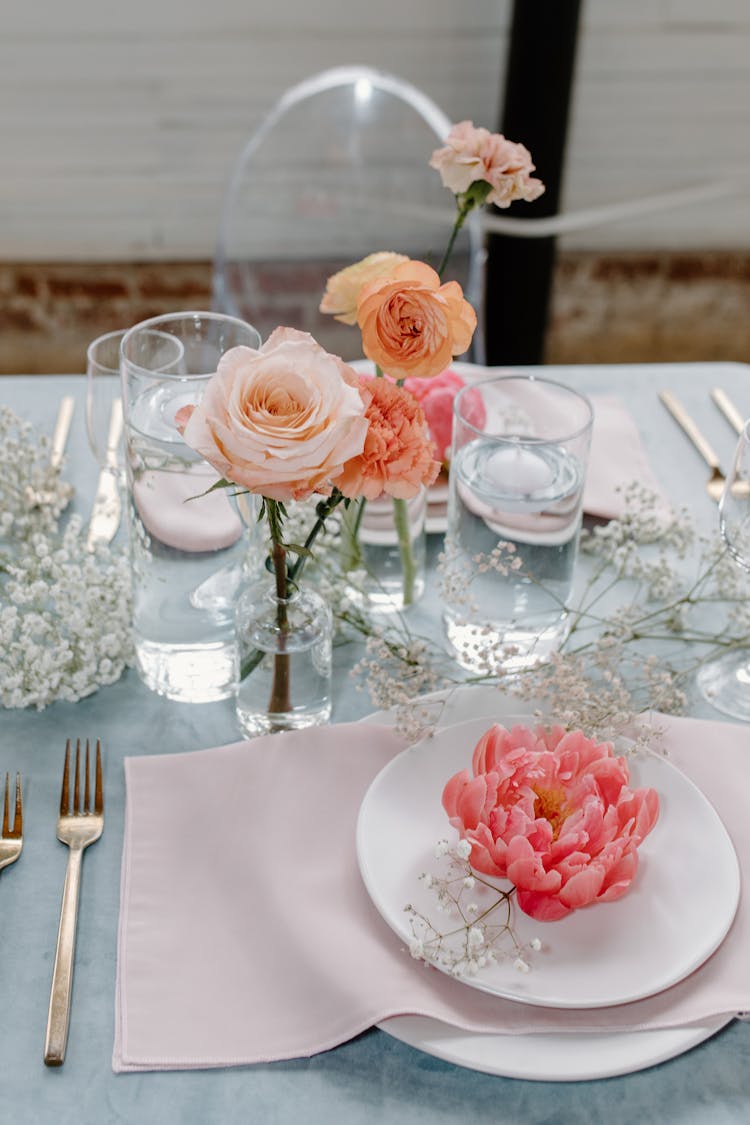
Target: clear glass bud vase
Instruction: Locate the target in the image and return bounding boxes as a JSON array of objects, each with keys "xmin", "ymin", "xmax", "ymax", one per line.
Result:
[
  {"xmin": 339, "ymin": 488, "xmax": 427, "ymax": 613},
  {"xmin": 234, "ymin": 583, "xmax": 332, "ymax": 737}
]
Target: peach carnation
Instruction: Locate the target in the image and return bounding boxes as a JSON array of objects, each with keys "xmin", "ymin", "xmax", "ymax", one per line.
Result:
[
  {"xmin": 319, "ymin": 251, "xmax": 409, "ymax": 326},
  {"xmin": 442, "ymin": 723, "xmax": 659, "ymax": 922},
  {"xmin": 430, "ymin": 121, "xmax": 545, "ymax": 208},
  {"xmin": 357, "ymin": 259, "xmax": 476, "ymax": 381},
  {"xmin": 333, "ymin": 376, "xmax": 440, "ymax": 501}
]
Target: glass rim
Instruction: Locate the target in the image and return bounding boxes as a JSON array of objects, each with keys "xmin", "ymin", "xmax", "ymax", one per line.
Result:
[
  {"xmin": 453, "ymin": 372, "xmax": 594, "ymax": 445},
  {"xmin": 120, "ymin": 310, "xmax": 262, "ymax": 380},
  {"xmin": 86, "ymin": 328, "xmax": 128, "ymax": 373}
]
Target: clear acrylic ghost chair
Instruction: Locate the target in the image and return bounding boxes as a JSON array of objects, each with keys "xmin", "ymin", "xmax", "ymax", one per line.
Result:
[{"xmin": 212, "ymin": 66, "xmax": 484, "ymax": 360}]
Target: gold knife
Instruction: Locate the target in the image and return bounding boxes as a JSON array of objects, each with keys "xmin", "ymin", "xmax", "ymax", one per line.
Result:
[
  {"xmin": 711, "ymin": 388, "xmax": 745, "ymax": 436},
  {"xmin": 50, "ymin": 396, "xmax": 76, "ymax": 471},
  {"xmin": 86, "ymin": 399, "xmax": 123, "ymax": 550}
]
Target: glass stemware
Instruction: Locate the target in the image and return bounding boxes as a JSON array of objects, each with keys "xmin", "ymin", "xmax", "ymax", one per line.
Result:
[{"xmin": 697, "ymin": 420, "xmax": 750, "ymax": 719}]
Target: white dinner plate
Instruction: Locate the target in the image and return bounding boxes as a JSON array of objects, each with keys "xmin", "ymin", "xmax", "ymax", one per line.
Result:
[
  {"xmin": 359, "ymin": 687, "xmax": 739, "ymax": 1079},
  {"xmin": 357, "ymin": 717, "xmax": 739, "ymax": 1009}
]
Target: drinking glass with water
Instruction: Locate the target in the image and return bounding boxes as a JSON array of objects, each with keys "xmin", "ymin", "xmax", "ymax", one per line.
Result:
[
  {"xmin": 120, "ymin": 311, "xmax": 262, "ymax": 702},
  {"xmin": 442, "ymin": 374, "xmax": 593, "ymax": 673}
]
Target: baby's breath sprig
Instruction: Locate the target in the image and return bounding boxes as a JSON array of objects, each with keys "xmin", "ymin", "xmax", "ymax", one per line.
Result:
[
  {"xmin": 0, "ymin": 407, "xmax": 133, "ymax": 710},
  {"xmin": 404, "ymin": 839, "xmax": 541, "ymax": 977}
]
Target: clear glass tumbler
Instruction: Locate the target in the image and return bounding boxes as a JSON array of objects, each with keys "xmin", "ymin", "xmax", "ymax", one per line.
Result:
[
  {"xmin": 120, "ymin": 311, "xmax": 262, "ymax": 702},
  {"xmin": 442, "ymin": 374, "xmax": 593, "ymax": 673}
]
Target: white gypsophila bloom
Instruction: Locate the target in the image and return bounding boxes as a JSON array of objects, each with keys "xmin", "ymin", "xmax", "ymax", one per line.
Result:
[{"xmin": 0, "ymin": 516, "xmax": 134, "ymax": 710}]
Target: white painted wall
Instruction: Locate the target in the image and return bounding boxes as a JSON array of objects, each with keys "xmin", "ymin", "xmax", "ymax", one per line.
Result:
[{"xmin": 1, "ymin": 0, "xmax": 748, "ymax": 260}]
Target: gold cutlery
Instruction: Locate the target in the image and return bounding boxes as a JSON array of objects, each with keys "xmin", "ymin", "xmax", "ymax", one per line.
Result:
[
  {"xmin": 86, "ymin": 398, "xmax": 123, "ymax": 550},
  {"xmin": 25, "ymin": 396, "xmax": 76, "ymax": 509},
  {"xmin": 44, "ymin": 739, "xmax": 104, "ymax": 1067},
  {"xmin": 49, "ymin": 396, "xmax": 76, "ymax": 472},
  {"xmin": 711, "ymin": 388, "xmax": 745, "ymax": 436},
  {"xmin": 0, "ymin": 773, "xmax": 23, "ymax": 871},
  {"xmin": 659, "ymin": 390, "xmax": 727, "ymax": 503}
]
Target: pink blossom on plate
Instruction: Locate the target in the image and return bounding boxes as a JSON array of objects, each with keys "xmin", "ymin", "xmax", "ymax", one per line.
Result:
[
  {"xmin": 442, "ymin": 724, "xmax": 659, "ymax": 922},
  {"xmin": 403, "ymin": 369, "xmax": 486, "ymax": 465}
]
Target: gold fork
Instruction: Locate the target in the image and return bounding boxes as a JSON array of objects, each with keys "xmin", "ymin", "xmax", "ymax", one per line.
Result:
[
  {"xmin": 659, "ymin": 390, "xmax": 727, "ymax": 503},
  {"xmin": 44, "ymin": 739, "xmax": 104, "ymax": 1067},
  {"xmin": 0, "ymin": 772, "xmax": 23, "ymax": 871}
]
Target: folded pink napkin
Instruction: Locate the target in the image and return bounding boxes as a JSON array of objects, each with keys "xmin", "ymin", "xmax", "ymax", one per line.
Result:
[
  {"xmin": 585, "ymin": 394, "xmax": 668, "ymax": 521},
  {"xmin": 133, "ymin": 464, "xmax": 242, "ymax": 552},
  {"xmin": 113, "ymin": 712, "xmax": 748, "ymax": 1072}
]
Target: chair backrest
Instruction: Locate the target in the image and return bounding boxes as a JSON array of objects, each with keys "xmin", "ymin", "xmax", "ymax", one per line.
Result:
[{"xmin": 213, "ymin": 66, "xmax": 484, "ymax": 361}]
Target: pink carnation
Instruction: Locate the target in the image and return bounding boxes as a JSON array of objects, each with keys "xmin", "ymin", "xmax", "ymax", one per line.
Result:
[
  {"xmin": 403, "ymin": 369, "xmax": 486, "ymax": 465},
  {"xmin": 430, "ymin": 121, "xmax": 545, "ymax": 208},
  {"xmin": 442, "ymin": 724, "xmax": 659, "ymax": 922}
]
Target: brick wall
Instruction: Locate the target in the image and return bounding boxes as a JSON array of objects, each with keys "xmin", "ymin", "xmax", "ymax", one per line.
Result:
[{"xmin": 1, "ymin": 252, "xmax": 749, "ymax": 375}]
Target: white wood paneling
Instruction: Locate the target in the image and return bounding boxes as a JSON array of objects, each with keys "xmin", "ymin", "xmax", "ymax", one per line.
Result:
[{"xmin": 1, "ymin": 0, "xmax": 749, "ymax": 259}]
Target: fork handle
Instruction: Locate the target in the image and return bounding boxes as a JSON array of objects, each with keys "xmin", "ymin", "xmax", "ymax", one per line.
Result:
[
  {"xmin": 44, "ymin": 846, "xmax": 83, "ymax": 1066},
  {"xmin": 659, "ymin": 390, "xmax": 722, "ymax": 470}
]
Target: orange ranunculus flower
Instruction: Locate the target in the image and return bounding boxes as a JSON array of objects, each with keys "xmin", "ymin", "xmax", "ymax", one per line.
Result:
[
  {"xmin": 319, "ymin": 251, "xmax": 409, "ymax": 325},
  {"xmin": 356, "ymin": 259, "xmax": 477, "ymax": 381},
  {"xmin": 333, "ymin": 375, "xmax": 440, "ymax": 501}
]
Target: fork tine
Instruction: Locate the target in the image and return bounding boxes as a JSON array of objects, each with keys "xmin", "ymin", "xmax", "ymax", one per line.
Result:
[
  {"xmin": 73, "ymin": 739, "xmax": 81, "ymax": 814},
  {"xmin": 84, "ymin": 740, "xmax": 91, "ymax": 813},
  {"xmin": 60, "ymin": 739, "xmax": 71, "ymax": 816},
  {"xmin": 13, "ymin": 773, "xmax": 22, "ymax": 837},
  {"xmin": 2, "ymin": 774, "xmax": 8, "ymax": 837},
  {"xmin": 94, "ymin": 740, "xmax": 103, "ymax": 816}
]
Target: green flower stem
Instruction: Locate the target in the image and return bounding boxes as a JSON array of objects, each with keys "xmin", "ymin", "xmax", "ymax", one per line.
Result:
[
  {"xmin": 240, "ymin": 490, "xmax": 346, "ymax": 682},
  {"xmin": 393, "ymin": 495, "xmax": 416, "ymax": 606},
  {"xmin": 437, "ymin": 205, "xmax": 469, "ymax": 279},
  {"xmin": 266, "ymin": 498, "xmax": 291, "ymax": 716}
]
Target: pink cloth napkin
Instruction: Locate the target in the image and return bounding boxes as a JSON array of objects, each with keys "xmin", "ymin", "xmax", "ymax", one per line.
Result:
[
  {"xmin": 114, "ymin": 712, "xmax": 750, "ymax": 1072},
  {"xmin": 133, "ymin": 464, "xmax": 243, "ymax": 552},
  {"xmin": 584, "ymin": 394, "xmax": 668, "ymax": 520}
]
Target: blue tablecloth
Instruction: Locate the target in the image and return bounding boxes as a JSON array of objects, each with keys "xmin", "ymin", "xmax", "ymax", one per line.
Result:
[{"xmin": 2, "ymin": 364, "xmax": 750, "ymax": 1124}]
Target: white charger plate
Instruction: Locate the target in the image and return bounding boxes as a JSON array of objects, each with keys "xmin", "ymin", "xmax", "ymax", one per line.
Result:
[{"xmin": 359, "ymin": 687, "xmax": 738, "ymax": 1080}]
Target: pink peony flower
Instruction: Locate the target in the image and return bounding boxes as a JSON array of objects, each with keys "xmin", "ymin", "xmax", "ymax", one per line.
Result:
[
  {"xmin": 430, "ymin": 121, "xmax": 545, "ymax": 209},
  {"xmin": 179, "ymin": 327, "xmax": 368, "ymax": 502},
  {"xmin": 333, "ymin": 375, "xmax": 440, "ymax": 501},
  {"xmin": 403, "ymin": 369, "xmax": 487, "ymax": 465},
  {"xmin": 442, "ymin": 724, "xmax": 659, "ymax": 922}
]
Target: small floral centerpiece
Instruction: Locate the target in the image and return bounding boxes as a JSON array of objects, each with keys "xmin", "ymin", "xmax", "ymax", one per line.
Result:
[
  {"xmin": 177, "ymin": 327, "xmax": 439, "ymax": 733},
  {"xmin": 442, "ymin": 722, "xmax": 659, "ymax": 922},
  {"xmin": 318, "ymin": 121, "xmax": 544, "ymax": 608}
]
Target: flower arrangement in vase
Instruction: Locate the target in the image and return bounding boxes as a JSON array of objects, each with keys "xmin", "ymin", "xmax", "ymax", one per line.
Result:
[
  {"xmin": 177, "ymin": 120, "xmax": 543, "ymax": 734},
  {"xmin": 318, "ymin": 121, "xmax": 544, "ymax": 610}
]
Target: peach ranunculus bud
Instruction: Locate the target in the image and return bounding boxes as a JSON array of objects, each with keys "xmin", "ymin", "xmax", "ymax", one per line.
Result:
[
  {"xmin": 333, "ymin": 376, "xmax": 440, "ymax": 502},
  {"xmin": 403, "ymin": 369, "xmax": 487, "ymax": 466},
  {"xmin": 442, "ymin": 723, "xmax": 659, "ymax": 922},
  {"xmin": 180, "ymin": 327, "xmax": 369, "ymax": 503},
  {"xmin": 430, "ymin": 121, "xmax": 545, "ymax": 209},
  {"xmin": 319, "ymin": 251, "xmax": 409, "ymax": 326},
  {"xmin": 356, "ymin": 259, "xmax": 477, "ymax": 382}
]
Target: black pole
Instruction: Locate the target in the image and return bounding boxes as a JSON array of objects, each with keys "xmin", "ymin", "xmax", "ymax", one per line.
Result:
[{"xmin": 483, "ymin": 1, "xmax": 582, "ymax": 365}]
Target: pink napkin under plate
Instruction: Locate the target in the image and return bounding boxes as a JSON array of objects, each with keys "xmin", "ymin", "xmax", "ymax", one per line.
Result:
[{"xmin": 113, "ymin": 706, "xmax": 750, "ymax": 1074}]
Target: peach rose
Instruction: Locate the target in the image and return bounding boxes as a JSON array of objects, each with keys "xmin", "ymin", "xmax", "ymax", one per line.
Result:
[
  {"xmin": 319, "ymin": 251, "xmax": 409, "ymax": 325},
  {"xmin": 356, "ymin": 259, "xmax": 476, "ymax": 381},
  {"xmin": 442, "ymin": 723, "xmax": 659, "ymax": 922},
  {"xmin": 180, "ymin": 327, "xmax": 368, "ymax": 502},
  {"xmin": 430, "ymin": 121, "xmax": 545, "ymax": 208},
  {"xmin": 403, "ymin": 369, "xmax": 487, "ymax": 465},
  {"xmin": 333, "ymin": 376, "xmax": 440, "ymax": 501}
]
